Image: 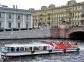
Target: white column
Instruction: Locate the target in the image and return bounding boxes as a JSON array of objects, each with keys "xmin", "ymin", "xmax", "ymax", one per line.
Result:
[
  {"xmin": 4, "ymin": 13, "xmax": 7, "ymax": 29},
  {"xmin": 14, "ymin": 14, "xmax": 16, "ymax": 28},
  {"xmin": 23, "ymin": 15, "xmax": 25, "ymax": 28},
  {"xmin": 30, "ymin": 15, "xmax": 33, "ymax": 28}
]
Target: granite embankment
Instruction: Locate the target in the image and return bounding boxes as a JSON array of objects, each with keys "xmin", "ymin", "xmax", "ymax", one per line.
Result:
[{"xmin": 0, "ymin": 28, "xmax": 51, "ymax": 39}]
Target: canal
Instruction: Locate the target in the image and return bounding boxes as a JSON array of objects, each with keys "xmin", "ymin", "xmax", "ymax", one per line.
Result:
[{"xmin": 0, "ymin": 39, "xmax": 84, "ymax": 62}]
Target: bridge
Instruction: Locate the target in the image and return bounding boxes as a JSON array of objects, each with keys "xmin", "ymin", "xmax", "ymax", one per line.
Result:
[
  {"xmin": 50, "ymin": 25, "xmax": 84, "ymax": 39},
  {"xmin": 66, "ymin": 26, "xmax": 84, "ymax": 39}
]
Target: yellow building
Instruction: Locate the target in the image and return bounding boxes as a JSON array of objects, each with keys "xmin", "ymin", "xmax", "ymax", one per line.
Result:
[{"xmin": 33, "ymin": 0, "xmax": 84, "ymax": 28}]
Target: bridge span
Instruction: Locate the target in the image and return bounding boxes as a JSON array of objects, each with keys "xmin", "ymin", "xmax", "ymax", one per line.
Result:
[
  {"xmin": 66, "ymin": 26, "xmax": 84, "ymax": 39},
  {"xmin": 51, "ymin": 26, "xmax": 84, "ymax": 39}
]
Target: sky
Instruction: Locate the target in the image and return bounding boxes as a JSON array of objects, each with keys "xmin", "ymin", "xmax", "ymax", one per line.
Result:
[{"xmin": 0, "ymin": 0, "xmax": 84, "ymax": 10}]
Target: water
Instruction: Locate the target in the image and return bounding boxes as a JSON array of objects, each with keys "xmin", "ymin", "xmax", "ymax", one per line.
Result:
[{"xmin": 0, "ymin": 39, "xmax": 84, "ymax": 62}]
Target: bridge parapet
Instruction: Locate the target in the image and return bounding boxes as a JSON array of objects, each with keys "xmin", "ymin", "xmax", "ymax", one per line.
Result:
[
  {"xmin": 69, "ymin": 26, "xmax": 84, "ymax": 29},
  {"xmin": 69, "ymin": 26, "xmax": 84, "ymax": 33}
]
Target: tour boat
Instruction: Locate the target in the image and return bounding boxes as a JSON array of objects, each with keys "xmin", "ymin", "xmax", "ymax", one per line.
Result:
[{"xmin": 1, "ymin": 42, "xmax": 79, "ymax": 57}]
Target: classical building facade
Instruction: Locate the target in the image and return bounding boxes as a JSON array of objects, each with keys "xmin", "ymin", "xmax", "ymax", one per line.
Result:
[
  {"xmin": 0, "ymin": 4, "xmax": 34, "ymax": 30},
  {"xmin": 33, "ymin": 0, "xmax": 84, "ymax": 28}
]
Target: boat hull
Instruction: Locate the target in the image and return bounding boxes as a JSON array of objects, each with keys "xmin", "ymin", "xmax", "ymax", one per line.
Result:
[{"xmin": 1, "ymin": 48, "xmax": 79, "ymax": 57}]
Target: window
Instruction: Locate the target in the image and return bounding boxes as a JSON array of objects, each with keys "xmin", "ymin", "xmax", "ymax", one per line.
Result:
[
  {"xmin": 36, "ymin": 20, "xmax": 37, "ymax": 22},
  {"xmin": 48, "ymin": 14, "xmax": 50, "ymax": 20},
  {"xmin": 26, "ymin": 15, "xmax": 29, "ymax": 20},
  {"xmin": 47, "ymin": 22, "xmax": 50, "ymax": 26},
  {"xmin": 9, "ymin": 23, "xmax": 11, "ymax": 28},
  {"xmin": 25, "ymin": 48, "xmax": 29, "ymax": 51},
  {"xmin": 29, "ymin": 47, "xmax": 32, "ymax": 50},
  {"xmin": 9, "ymin": 14, "xmax": 11, "ymax": 19},
  {"xmin": 26, "ymin": 23, "xmax": 28, "ymax": 28},
  {"xmin": 81, "ymin": 13, "xmax": 84, "ymax": 17},
  {"xmin": 18, "ymin": 15, "xmax": 20, "ymax": 20},
  {"xmin": 40, "ymin": 18, "xmax": 42, "ymax": 21},
  {"xmin": 16, "ymin": 47, "xmax": 19, "ymax": 51},
  {"xmin": 18, "ymin": 23, "xmax": 20, "ymax": 28},
  {"xmin": 7, "ymin": 47, "xmax": 10, "ymax": 51},
  {"xmin": 0, "ymin": 13, "xmax": 1, "ymax": 18},
  {"xmin": 11, "ymin": 47, "xmax": 15, "ymax": 52},
  {"xmin": 25, "ymin": 47, "xmax": 32, "ymax": 51},
  {"xmin": 43, "ymin": 46, "xmax": 47, "ymax": 50},
  {"xmin": 48, "ymin": 17, "xmax": 50, "ymax": 20},
  {"xmin": 0, "ymin": 22, "xmax": 1, "ymax": 28},
  {"xmin": 33, "ymin": 47, "xmax": 39, "ymax": 50},
  {"xmin": 20, "ymin": 47, "xmax": 24, "ymax": 51}
]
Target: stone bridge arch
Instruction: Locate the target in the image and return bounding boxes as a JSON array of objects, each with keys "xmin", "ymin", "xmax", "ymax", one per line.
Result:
[{"xmin": 66, "ymin": 26, "xmax": 84, "ymax": 39}]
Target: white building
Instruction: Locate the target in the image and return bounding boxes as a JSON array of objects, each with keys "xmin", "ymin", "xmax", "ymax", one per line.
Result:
[{"xmin": 0, "ymin": 5, "xmax": 34, "ymax": 31}]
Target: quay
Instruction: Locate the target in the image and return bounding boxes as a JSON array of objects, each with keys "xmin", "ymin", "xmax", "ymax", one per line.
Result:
[{"xmin": 0, "ymin": 25, "xmax": 83, "ymax": 39}]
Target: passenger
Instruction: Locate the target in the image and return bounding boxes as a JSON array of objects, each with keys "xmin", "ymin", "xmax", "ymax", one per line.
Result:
[
  {"xmin": 74, "ymin": 42, "xmax": 78, "ymax": 45},
  {"xmin": 72, "ymin": 42, "xmax": 78, "ymax": 48},
  {"xmin": 55, "ymin": 42, "xmax": 71, "ymax": 49},
  {"xmin": 55, "ymin": 42, "xmax": 65, "ymax": 49},
  {"xmin": 65, "ymin": 42, "xmax": 71, "ymax": 46},
  {"xmin": 48, "ymin": 42, "xmax": 54, "ymax": 46}
]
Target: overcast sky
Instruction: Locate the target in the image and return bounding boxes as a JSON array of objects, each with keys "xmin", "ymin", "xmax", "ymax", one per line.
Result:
[{"xmin": 0, "ymin": 0, "xmax": 84, "ymax": 10}]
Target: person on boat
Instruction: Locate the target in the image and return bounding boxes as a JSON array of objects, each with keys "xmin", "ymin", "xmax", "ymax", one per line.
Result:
[
  {"xmin": 47, "ymin": 42, "xmax": 54, "ymax": 46},
  {"xmin": 55, "ymin": 42, "xmax": 71, "ymax": 49},
  {"xmin": 47, "ymin": 41, "xmax": 57, "ymax": 49},
  {"xmin": 71, "ymin": 42, "xmax": 78, "ymax": 48},
  {"xmin": 55, "ymin": 42, "xmax": 64, "ymax": 49}
]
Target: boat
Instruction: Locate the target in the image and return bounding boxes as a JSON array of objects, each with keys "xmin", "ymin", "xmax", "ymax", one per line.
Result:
[{"xmin": 1, "ymin": 42, "xmax": 80, "ymax": 57}]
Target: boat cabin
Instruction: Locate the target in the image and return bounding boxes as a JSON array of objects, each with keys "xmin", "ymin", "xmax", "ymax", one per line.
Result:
[{"xmin": 3, "ymin": 43, "xmax": 53, "ymax": 52}]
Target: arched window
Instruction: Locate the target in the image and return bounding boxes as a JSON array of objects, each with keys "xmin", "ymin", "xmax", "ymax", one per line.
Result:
[
  {"xmin": 8, "ymin": 23, "xmax": 11, "ymax": 28},
  {"xmin": 17, "ymin": 23, "xmax": 20, "ymax": 28}
]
